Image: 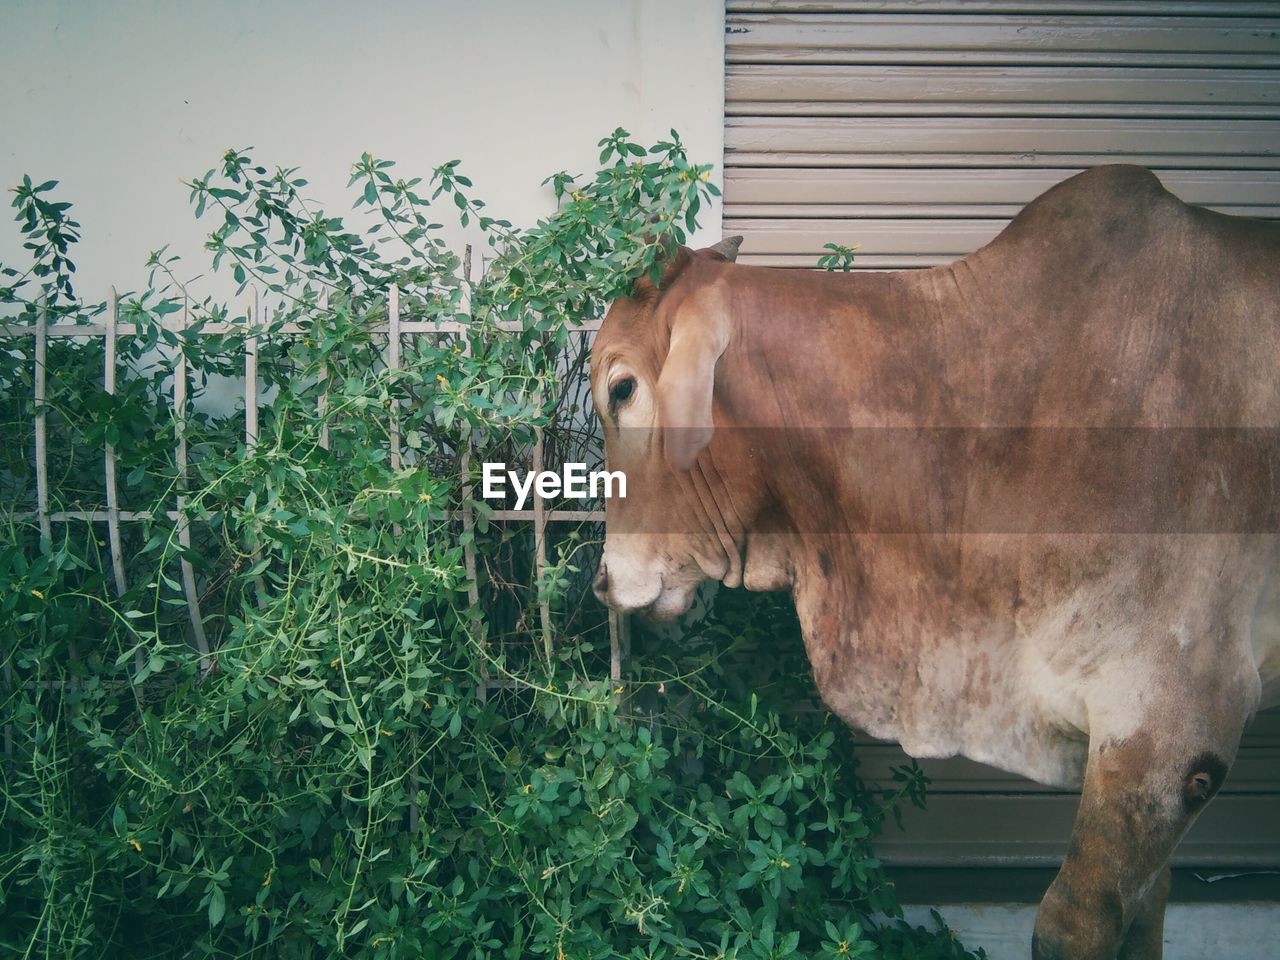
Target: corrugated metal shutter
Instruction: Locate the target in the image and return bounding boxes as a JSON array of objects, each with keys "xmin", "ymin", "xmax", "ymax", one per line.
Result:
[
  {"xmin": 724, "ymin": 0, "xmax": 1280, "ymax": 869},
  {"xmin": 725, "ymin": 0, "xmax": 1280, "ymax": 269}
]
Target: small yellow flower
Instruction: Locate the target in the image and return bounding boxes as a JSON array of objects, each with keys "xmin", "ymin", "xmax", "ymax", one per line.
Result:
[
  {"xmin": 436, "ymin": 374, "xmax": 447, "ymax": 384},
  {"xmin": 699, "ymin": 170, "xmax": 711, "ymax": 182},
  {"xmin": 522, "ymin": 783, "xmax": 532, "ymax": 794},
  {"xmin": 779, "ymin": 858, "xmax": 791, "ymax": 869},
  {"xmin": 30, "ymin": 589, "xmax": 44, "ymax": 600},
  {"xmin": 677, "ymin": 878, "xmax": 685, "ymax": 893},
  {"xmin": 182, "ymin": 802, "xmax": 193, "ymax": 814},
  {"xmin": 418, "ymin": 493, "xmax": 432, "ymax": 503},
  {"xmin": 380, "ymin": 728, "xmax": 393, "ymax": 737},
  {"xmin": 422, "ymin": 699, "xmax": 431, "ymax": 710},
  {"xmin": 330, "ymin": 657, "xmax": 340, "ymax": 668},
  {"xmin": 262, "ymin": 869, "xmax": 272, "ymax": 887},
  {"xmin": 838, "ymin": 940, "xmax": 849, "ymax": 955},
  {"xmin": 128, "ymin": 838, "xmax": 142, "ymax": 853}
]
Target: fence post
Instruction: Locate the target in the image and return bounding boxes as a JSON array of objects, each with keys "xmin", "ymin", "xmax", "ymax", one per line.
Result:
[
  {"xmin": 532, "ymin": 426, "xmax": 554, "ymax": 662},
  {"xmin": 456, "ymin": 247, "xmax": 490, "ymax": 702},
  {"xmin": 174, "ymin": 293, "xmax": 209, "ymax": 665},
  {"xmin": 245, "ymin": 289, "xmax": 265, "ymax": 605},
  {"xmin": 105, "ymin": 289, "xmax": 136, "ymax": 670},
  {"xmin": 318, "ymin": 288, "xmax": 331, "ymax": 451},
  {"xmin": 609, "ymin": 609, "xmax": 627, "ymax": 685},
  {"xmin": 387, "ymin": 285, "xmax": 401, "ymax": 472},
  {"xmin": 246, "ymin": 288, "xmax": 259, "ymax": 454},
  {"xmin": 33, "ymin": 296, "xmax": 51, "ymax": 546}
]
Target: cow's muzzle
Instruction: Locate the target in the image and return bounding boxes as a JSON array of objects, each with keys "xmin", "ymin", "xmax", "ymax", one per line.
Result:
[
  {"xmin": 592, "ymin": 560, "xmax": 694, "ymax": 622},
  {"xmin": 592, "ymin": 562, "xmax": 610, "ymax": 606}
]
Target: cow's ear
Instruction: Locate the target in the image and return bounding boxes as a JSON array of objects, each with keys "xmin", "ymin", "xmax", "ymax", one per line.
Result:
[{"xmin": 656, "ymin": 286, "xmax": 731, "ymax": 472}]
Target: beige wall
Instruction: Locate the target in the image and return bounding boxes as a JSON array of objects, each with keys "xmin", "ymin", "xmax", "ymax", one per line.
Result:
[{"xmin": 1, "ymin": 0, "xmax": 725, "ymax": 299}]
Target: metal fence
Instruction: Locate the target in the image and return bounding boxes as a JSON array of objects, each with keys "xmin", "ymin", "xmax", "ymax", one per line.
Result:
[{"xmin": 1, "ymin": 271, "xmax": 629, "ymax": 699}]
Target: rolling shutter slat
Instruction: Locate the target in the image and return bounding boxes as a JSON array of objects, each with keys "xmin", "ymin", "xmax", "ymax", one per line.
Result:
[
  {"xmin": 727, "ymin": 2, "xmax": 1280, "ymax": 15},
  {"xmin": 727, "ymin": 167, "xmax": 1280, "ymax": 206},
  {"xmin": 728, "ymin": 15, "xmax": 1280, "ymax": 67},
  {"xmin": 727, "ymin": 66, "xmax": 1280, "ymax": 118},
  {"xmin": 727, "ymin": 117, "xmax": 1280, "ymax": 165},
  {"xmin": 876, "ymin": 795, "xmax": 1280, "ymax": 868}
]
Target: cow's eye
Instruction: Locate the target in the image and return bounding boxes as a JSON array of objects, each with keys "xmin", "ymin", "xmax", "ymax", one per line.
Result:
[{"xmin": 609, "ymin": 377, "xmax": 635, "ymax": 407}]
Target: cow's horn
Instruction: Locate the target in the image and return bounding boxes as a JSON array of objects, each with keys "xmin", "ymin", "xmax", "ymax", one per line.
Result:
[{"xmin": 709, "ymin": 236, "xmax": 743, "ymax": 262}]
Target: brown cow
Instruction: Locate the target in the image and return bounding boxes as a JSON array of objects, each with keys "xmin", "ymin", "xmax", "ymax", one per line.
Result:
[{"xmin": 589, "ymin": 165, "xmax": 1280, "ymax": 959}]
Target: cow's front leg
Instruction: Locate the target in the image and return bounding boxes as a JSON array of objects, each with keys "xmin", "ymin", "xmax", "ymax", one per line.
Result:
[
  {"xmin": 1031, "ymin": 724, "xmax": 1235, "ymax": 960},
  {"xmin": 1116, "ymin": 864, "xmax": 1171, "ymax": 960}
]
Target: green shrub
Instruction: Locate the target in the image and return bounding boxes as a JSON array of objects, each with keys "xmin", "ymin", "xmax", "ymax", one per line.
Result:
[{"xmin": 0, "ymin": 131, "xmax": 982, "ymax": 959}]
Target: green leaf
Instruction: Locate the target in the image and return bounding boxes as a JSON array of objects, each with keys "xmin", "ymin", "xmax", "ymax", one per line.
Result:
[{"xmin": 208, "ymin": 886, "xmax": 225, "ymax": 927}]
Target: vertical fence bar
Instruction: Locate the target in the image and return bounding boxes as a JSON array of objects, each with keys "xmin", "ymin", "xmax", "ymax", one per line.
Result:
[
  {"xmin": 456, "ymin": 247, "xmax": 489, "ymax": 702},
  {"xmin": 609, "ymin": 609, "xmax": 624, "ymax": 685},
  {"xmin": 33, "ymin": 296, "xmax": 52, "ymax": 546},
  {"xmin": 461, "ymin": 456, "xmax": 485, "ymax": 699},
  {"xmin": 532, "ymin": 426, "xmax": 553, "ymax": 662},
  {"xmin": 245, "ymin": 289, "xmax": 264, "ymax": 605},
  {"xmin": 387, "ymin": 286, "xmax": 401, "ymax": 472},
  {"xmin": 601, "ymin": 381, "xmax": 627, "ymax": 697},
  {"xmin": 174, "ymin": 294, "xmax": 209, "ymax": 664},
  {"xmin": 105, "ymin": 290, "xmax": 133, "ymax": 669},
  {"xmin": 245, "ymin": 289, "xmax": 259, "ymax": 454},
  {"xmin": 385, "ymin": 284, "xmax": 416, "ymax": 832},
  {"xmin": 1, "ymin": 660, "xmax": 9, "ymax": 755},
  {"xmin": 104, "ymin": 290, "xmax": 127, "ymax": 595},
  {"xmin": 318, "ymin": 288, "xmax": 331, "ymax": 451},
  {"xmin": 609, "ymin": 603, "xmax": 632, "ymax": 715},
  {"xmin": 5, "ymin": 296, "xmax": 43, "ymax": 748}
]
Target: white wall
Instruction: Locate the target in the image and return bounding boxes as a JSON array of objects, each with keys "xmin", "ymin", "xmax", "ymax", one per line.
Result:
[{"xmin": 0, "ymin": 0, "xmax": 725, "ymax": 300}]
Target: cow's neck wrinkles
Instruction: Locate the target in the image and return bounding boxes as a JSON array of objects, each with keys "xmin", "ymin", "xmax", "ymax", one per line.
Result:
[{"xmin": 689, "ymin": 454, "xmax": 748, "ymax": 588}]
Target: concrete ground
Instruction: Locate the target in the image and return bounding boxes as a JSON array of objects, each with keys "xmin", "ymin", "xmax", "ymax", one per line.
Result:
[{"xmin": 901, "ymin": 903, "xmax": 1280, "ymax": 959}]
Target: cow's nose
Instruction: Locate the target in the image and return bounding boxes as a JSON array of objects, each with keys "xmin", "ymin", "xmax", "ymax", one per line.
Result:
[{"xmin": 592, "ymin": 563, "xmax": 610, "ymax": 605}]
